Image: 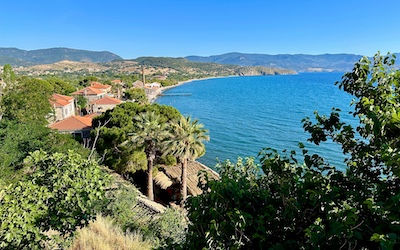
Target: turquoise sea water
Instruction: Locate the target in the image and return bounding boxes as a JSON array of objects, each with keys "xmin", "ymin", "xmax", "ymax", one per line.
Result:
[{"xmin": 156, "ymin": 73, "xmax": 358, "ymax": 171}]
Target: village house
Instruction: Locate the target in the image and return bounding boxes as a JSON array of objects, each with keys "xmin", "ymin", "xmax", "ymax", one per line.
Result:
[
  {"xmin": 145, "ymin": 82, "xmax": 162, "ymax": 89},
  {"xmin": 49, "ymin": 93, "xmax": 75, "ymax": 122},
  {"xmin": 133, "ymin": 80, "xmax": 145, "ymax": 88},
  {"xmin": 90, "ymin": 81, "xmax": 112, "ymax": 93},
  {"xmin": 48, "ymin": 115, "xmax": 96, "ymax": 147},
  {"xmin": 90, "ymin": 96, "xmax": 123, "ymax": 113},
  {"xmin": 111, "ymin": 79, "xmax": 123, "ymax": 86},
  {"xmin": 72, "ymin": 86, "xmax": 106, "ymax": 102}
]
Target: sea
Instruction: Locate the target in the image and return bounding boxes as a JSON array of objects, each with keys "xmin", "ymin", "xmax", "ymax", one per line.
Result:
[{"xmin": 155, "ymin": 72, "xmax": 359, "ymax": 171}]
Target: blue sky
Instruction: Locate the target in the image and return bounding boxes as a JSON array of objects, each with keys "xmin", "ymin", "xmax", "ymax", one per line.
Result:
[{"xmin": 1, "ymin": 0, "xmax": 399, "ymax": 59}]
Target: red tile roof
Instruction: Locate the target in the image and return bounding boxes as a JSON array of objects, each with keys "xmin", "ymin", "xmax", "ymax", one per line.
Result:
[
  {"xmin": 72, "ymin": 86, "xmax": 105, "ymax": 96},
  {"xmin": 90, "ymin": 81, "xmax": 111, "ymax": 90},
  {"xmin": 49, "ymin": 94, "xmax": 74, "ymax": 107},
  {"xmin": 111, "ymin": 79, "xmax": 122, "ymax": 84},
  {"xmin": 91, "ymin": 96, "xmax": 122, "ymax": 105},
  {"xmin": 49, "ymin": 116, "xmax": 92, "ymax": 131},
  {"xmin": 84, "ymin": 113, "xmax": 101, "ymax": 119}
]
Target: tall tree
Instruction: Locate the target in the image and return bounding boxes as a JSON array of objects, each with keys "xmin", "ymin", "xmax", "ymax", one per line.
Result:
[
  {"xmin": 1, "ymin": 64, "xmax": 16, "ymax": 86},
  {"xmin": 164, "ymin": 116, "xmax": 209, "ymax": 203},
  {"xmin": 128, "ymin": 111, "xmax": 171, "ymax": 200},
  {"xmin": 1, "ymin": 76, "xmax": 53, "ymax": 125},
  {"xmin": 0, "ymin": 64, "xmax": 16, "ymax": 121}
]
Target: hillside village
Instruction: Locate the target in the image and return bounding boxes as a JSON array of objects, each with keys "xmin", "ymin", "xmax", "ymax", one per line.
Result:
[{"xmin": 47, "ymin": 79, "xmax": 162, "ymax": 146}]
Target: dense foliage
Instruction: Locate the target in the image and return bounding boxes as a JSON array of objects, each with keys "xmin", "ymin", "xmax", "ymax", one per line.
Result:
[
  {"xmin": 184, "ymin": 53, "xmax": 400, "ymax": 249},
  {"xmin": 102, "ymin": 184, "xmax": 187, "ymax": 248},
  {"xmin": 0, "ymin": 68, "xmax": 90, "ymax": 184},
  {"xmin": 1, "ymin": 76, "xmax": 53, "ymax": 125},
  {"xmin": 0, "ymin": 150, "xmax": 109, "ymax": 249},
  {"xmin": 124, "ymin": 88, "xmax": 148, "ymax": 104}
]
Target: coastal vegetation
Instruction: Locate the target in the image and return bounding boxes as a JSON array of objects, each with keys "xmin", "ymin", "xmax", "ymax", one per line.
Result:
[{"xmin": 0, "ymin": 52, "xmax": 399, "ymax": 249}]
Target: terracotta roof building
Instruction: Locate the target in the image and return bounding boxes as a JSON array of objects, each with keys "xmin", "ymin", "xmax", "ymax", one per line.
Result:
[
  {"xmin": 49, "ymin": 93, "xmax": 75, "ymax": 122},
  {"xmin": 91, "ymin": 96, "xmax": 123, "ymax": 113},
  {"xmin": 145, "ymin": 82, "xmax": 162, "ymax": 89},
  {"xmin": 49, "ymin": 115, "xmax": 94, "ymax": 146},
  {"xmin": 72, "ymin": 86, "xmax": 106, "ymax": 102},
  {"xmin": 90, "ymin": 81, "xmax": 112, "ymax": 93},
  {"xmin": 111, "ymin": 79, "xmax": 123, "ymax": 85}
]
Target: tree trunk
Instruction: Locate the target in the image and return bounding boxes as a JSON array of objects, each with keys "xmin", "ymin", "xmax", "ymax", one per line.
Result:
[
  {"xmin": 147, "ymin": 156, "xmax": 154, "ymax": 201},
  {"xmin": 181, "ymin": 159, "xmax": 188, "ymax": 205}
]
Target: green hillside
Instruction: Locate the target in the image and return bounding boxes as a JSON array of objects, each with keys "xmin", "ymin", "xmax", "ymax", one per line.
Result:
[{"xmin": 0, "ymin": 47, "xmax": 123, "ymax": 66}]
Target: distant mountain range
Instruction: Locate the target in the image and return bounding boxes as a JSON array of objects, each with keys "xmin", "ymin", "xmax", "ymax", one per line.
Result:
[
  {"xmin": 0, "ymin": 47, "xmax": 122, "ymax": 66},
  {"xmin": 1, "ymin": 47, "xmax": 398, "ymax": 72},
  {"xmin": 186, "ymin": 52, "xmax": 400, "ymax": 72}
]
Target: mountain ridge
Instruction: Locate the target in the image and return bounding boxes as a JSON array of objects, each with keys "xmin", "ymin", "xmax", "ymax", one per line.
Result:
[
  {"xmin": 0, "ymin": 47, "xmax": 122, "ymax": 66},
  {"xmin": 1, "ymin": 47, "xmax": 398, "ymax": 72},
  {"xmin": 186, "ymin": 52, "xmax": 400, "ymax": 72}
]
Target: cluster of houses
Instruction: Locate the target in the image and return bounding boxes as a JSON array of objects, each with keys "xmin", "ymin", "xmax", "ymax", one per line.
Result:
[
  {"xmin": 48, "ymin": 81, "xmax": 123, "ymax": 146},
  {"xmin": 48, "ymin": 80, "xmax": 162, "ymax": 146}
]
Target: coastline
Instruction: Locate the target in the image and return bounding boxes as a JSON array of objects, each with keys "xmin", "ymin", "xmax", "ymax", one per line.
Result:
[{"xmin": 148, "ymin": 75, "xmax": 234, "ymax": 103}]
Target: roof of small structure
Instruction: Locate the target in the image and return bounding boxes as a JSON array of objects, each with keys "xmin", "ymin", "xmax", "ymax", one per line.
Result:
[
  {"xmin": 133, "ymin": 80, "xmax": 144, "ymax": 88},
  {"xmin": 72, "ymin": 86, "xmax": 105, "ymax": 96},
  {"xmin": 111, "ymin": 79, "xmax": 123, "ymax": 84},
  {"xmin": 49, "ymin": 93, "xmax": 74, "ymax": 107},
  {"xmin": 84, "ymin": 113, "xmax": 101, "ymax": 119},
  {"xmin": 156, "ymin": 161, "xmax": 220, "ymax": 196},
  {"xmin": 91, "ymin": 96, "xmax": 122, "ymax": 105},
  {"xmin": 154, "ymin": 171, "xmax": 174, "ymax": 189},
  {"xmin": 90, "ymin": 81, "xmax": 111, "ymax": 90},
  {"xmin": 49, "ymin": 115, "xmax": 92, "ymax": 131}
]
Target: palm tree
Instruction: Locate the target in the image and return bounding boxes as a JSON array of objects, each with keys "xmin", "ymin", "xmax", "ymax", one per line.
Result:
[
  {"xmin": 164, "ymin": 116, "xmax": 209, "ymax": 203},
  {"xmin": 129, "ymin": 111, "xmax": 170, "ymax": 201}
]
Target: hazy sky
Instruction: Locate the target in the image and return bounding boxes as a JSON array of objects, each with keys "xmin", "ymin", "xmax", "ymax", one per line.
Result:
[{"xmin": 1, "ymin": 0, "xmax": 399, "ymax": 59}]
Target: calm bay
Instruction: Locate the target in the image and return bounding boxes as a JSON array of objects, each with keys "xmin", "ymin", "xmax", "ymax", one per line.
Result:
[{"xmin": 156, "ymin": 72, "xmax": 358, "ymax": 171}]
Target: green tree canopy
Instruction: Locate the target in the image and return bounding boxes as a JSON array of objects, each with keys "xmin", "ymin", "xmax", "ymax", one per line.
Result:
[
  {"xmin": 45, "ymin": 77, "xmax": 76, "ymax": 95},
  {"xmin": 124, "ymin": 88, "xmax": 148, "ymax": 104},
  {"xmin": 1, "ymin": 76, "xmax": 53, "ymax": 125},
  {"xmin": 1, "ymin": 64, "xmax": 16, "ymax": 86},
  {"xmin": 92, "ymin": 102, "xmax": 181, "ymax": 174}
]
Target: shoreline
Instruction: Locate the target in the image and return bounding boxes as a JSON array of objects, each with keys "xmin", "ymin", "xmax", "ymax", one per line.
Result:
[{"xmin": 148, "ymin": 75, "xmax": 234, "ymax": 103}]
